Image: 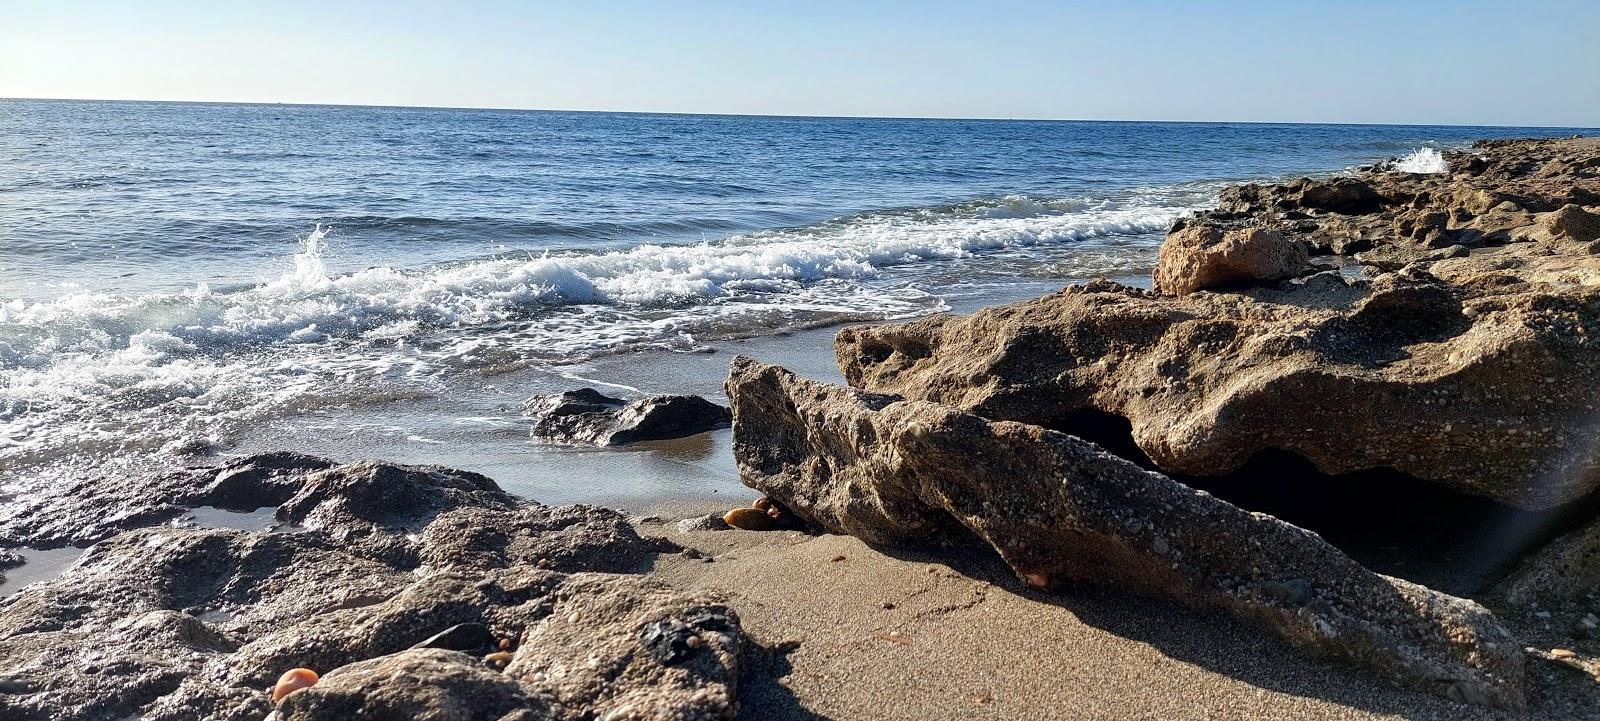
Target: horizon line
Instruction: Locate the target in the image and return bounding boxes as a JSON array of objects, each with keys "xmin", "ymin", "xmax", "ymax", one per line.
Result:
[{"xmin": 2, "ymin": 95, "xmax": 1595, "ymax": 131}]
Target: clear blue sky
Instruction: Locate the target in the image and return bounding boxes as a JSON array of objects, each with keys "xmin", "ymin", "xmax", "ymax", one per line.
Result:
[{"xmin": 2, "ymin": 0, "xmax": 1596, "ymax": 126}]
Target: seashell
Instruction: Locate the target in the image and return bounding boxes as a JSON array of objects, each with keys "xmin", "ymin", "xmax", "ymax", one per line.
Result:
[{"xmin": 271, "ymin": 668, "xmax": 318, "ymax": 702}]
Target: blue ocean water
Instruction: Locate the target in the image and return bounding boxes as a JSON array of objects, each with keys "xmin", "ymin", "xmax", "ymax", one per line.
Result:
[{"xmin": 0, "ymin": 99, "xmax": 1591, "ymax": 487}]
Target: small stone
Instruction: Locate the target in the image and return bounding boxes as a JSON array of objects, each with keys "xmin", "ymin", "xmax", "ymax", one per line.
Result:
[
  {"xmin": 685, "ymin": 635, "xmax": 703, "ymax": 649},
  {"xmin": 881, "ymin": 602, "xmax": 896, "ymax": 610},
  {"xmin": 271, "ymin": 668, "xmax": 318, "ymax": 702},
  {"xmin": 499, "ymin": 638, "xmax": 513, "ymax": 651},
  {"xmin": 722, "ymin": 508, "xmax": 774, "ymax": 531},
  {"xmin": 753, "ymin": 497, "xmax": 774, "ymax": 512},
  {"xmin": 830, "ymin": 555, "xmax": 846, "ymax": 563},
  {"xmin": 567, "ymin": 611, "xmax": 581, "ymax": 624},
  {"xmin": 1024, "ymin": 573, "xmax": 1051, "ymax": 589},
  {"xmin": 1551, "ymin": 648, "xmax": 1578, "ymax": 660},
  {"xmin": 484, "ymin": 651, "xmax": 514, "ymax": 668},
  {"xmin": 536, "ymin": 558, "xmax": 552, "ymax": 569}
]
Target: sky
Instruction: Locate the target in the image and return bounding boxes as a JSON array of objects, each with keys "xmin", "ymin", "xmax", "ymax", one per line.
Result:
[{"xmin": 1, "ymin": 0, "xmax": 1596, "ymax": 126}]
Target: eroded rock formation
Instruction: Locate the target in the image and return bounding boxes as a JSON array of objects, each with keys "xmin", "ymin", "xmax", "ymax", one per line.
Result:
[
  {"xmin": 836, "ymin": 139, "xmax": 1600, "ymax": 511},
  {"xmin": 0, "ymin": 457, "xmax": 745, "ymax": 721},
  {"xmin": 725, "ymin": 357, "xmax": 1525, "ymax": 708}
]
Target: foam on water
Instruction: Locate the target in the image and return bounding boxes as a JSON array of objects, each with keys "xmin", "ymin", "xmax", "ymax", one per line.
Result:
[
  {"xmin": 1394, "ymin": 147, "xmax": 1449, "ymax": 174},
  {"xmin": 0, "ymin": 190, "xmax": 1202, "ymax": 468}
]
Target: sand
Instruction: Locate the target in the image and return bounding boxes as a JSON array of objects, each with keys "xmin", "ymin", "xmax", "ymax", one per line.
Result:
[{"xmin": 642, "ymin": 504, "xmax": 1531, "ymax": 721}]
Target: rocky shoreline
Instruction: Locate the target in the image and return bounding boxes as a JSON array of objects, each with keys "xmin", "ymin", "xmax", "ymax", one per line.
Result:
[{"xmin": 4, "ymin": 138, "xmax": 1600, "ymax": 719}]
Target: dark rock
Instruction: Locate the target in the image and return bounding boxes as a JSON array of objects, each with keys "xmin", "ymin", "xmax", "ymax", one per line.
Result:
[
  {"xmin": 726, "ymin": 357, "xmax": 1526, "ymax": 708},
  {"xmin": 525, "ymin": 389, "xmax": 730, "ymax": 446},
  {"xmin": 410, "ymin": 623, "xmax": 494, "ymax": 653}
]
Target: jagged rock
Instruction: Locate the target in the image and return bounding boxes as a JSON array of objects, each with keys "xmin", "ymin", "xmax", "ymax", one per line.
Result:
[
  {"xmin": 277, "ymin": 461, "xmax": 519, "ymax": 532},
  {"xmin": 0, "ymin": 452, "xmax": 332, "ymax": 548},
  {"xmin": 726, "ymin": 357, "xmax": 1525, "ymax": 708},
  {"xmin": 525, "ymin": 389, "xmax": 731, "ymax": 446},
  {"xmin": 416, "ymin": 504, "xmax": 667, "ymax": 574},
  {"xmin": 1152, "ymin": 225, "xmax": 1308, "ymax": 295},
  {"xmin": 273, "ymin": 648, "xmax": 540, "ymax": 721},
  {"xmin": 838, "ymin": 263, "xmax": 1600, "ymax": 510},
  {"xmin": 836, "ymin": 139, "xmax": 1600, "ymax": 511},
  {"xmin": 0, "ymin": 459, "xmax": 746, "ymax": 721}
]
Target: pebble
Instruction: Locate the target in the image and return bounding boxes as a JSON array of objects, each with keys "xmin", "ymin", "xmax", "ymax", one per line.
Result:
[
  {"xmin": 723, "ymin": 508, "xmax": 775, "ymax": 531},
  {"xmin": 1024, "ymin": 573, "xmax": 1052, "ymax": 589},
  {"xmin": 1551, "ymin": 648, "xmax": 1578, "ymax": 659},
  {"xmin": 882, "ymin": 602, "xmax": 896, "ymax": 610},
  {"xmin": 271, "ymin": 668, "xmax": 318, "ymax": 702},
  {"xmin": 753, "ymin": 497, "xmax": 774, "ymax": 512},
  {"xmin": 686, "ymin": 635, "xmax": 703, "ymax": 649},
  {"xmin": 485, "ymin": 651, "xmax": 515, "ymax": 668},
  {"xmin": 830, "ymin": 555, "xmax": 846, "ymax": 563},
  {"xmin": 568, "ymin": 611, "xmax": 581, "ymax": 624}
]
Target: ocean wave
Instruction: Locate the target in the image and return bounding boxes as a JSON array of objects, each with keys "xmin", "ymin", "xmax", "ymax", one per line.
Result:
[
  {"xmin": 1393, "ymin": 147, "xmax": 1449, "ymax": 174},
  {"xmin": 0, "ymin": 189, "xmax": 1202, "ymax": 466}
]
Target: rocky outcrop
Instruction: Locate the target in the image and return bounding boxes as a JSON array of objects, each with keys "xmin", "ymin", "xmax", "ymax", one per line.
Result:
[
  {"xmin": 726, "ymin": 357, "xmax": 1525, "ymax": 708},
  {"xmin": 1153, "ymin": 226, "xmax": 1308, "ymax": 294},
  {"xmin": 525, "ymin": 389, "xmax": 731, "ymax": 446},
  {"xmin": 0, "ymin": 456, "xmax": 747, "ymax": 721},
  {"xmin": 836, "ymin": 139, "xmax": 1600, "ymax": 511}
]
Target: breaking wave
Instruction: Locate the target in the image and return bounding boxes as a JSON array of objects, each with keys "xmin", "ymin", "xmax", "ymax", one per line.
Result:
[
  {"xmin": 0, "ymin": 189, "xmax": 1205, "ymax": 466},
  {"xmin": 1394, "ymin": 147, "xmax": 1449, "ymax": 174}
]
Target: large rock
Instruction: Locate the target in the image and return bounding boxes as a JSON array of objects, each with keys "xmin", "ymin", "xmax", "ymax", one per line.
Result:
[
  {"xmin": 525, "ymin": 389, "xmax": 731, "ymax": 446},
  {"xmin": 1153, "ymin": 225, "xmax": 1308, "ymax": 295},
  {"xmin": 0, "ymin": 457, "xmax": 747, "ymax": 721},
  {"xmin": 836, "ymin": 139, "xmax": 1600, "ymax": 512},
  {"xmin": 726, "ymin": 357, "xmax": 1525, "ymax": 708}
]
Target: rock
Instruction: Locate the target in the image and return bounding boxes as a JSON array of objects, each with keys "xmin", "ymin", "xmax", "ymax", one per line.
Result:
[
  {"xmin": 674, "ymin": 514, "xmax": 729, "ymax": 533},
  {"xmin": 1495, "ymin": 513, "xmax": 1600, "ymax": 606},
  {"xmin": 726, "ymin": 357, "xmax": 1525, "ymax": 708},
  {"xmin": 273, "ymin": 649, "xmax": 537, "ymax": 721},
  {"xmin": 722, "ymin": 508, "xmax": 774, "ymax": 531},
  {"xmin": 1153, "ymin": 225, "xmax": 1309, "ymax": 295},
  {"xmin": 1534, "ymin": 204, "xmax": 1600, "ymax": 243},
  {"xmin": 0, "ymin": 452, "xmax": 332, "ymax": 548},
  {"xmin": 0, "ymin": 458, "xmax": 748, "ymax": 721},
  {"xmin": 836, "ymin": 264, "xmax": 1600, "ymax": 511},
  {"xmin": 277, "ymin": 461, "xmax": 519, "ymax": 532},
  {"xmin": 525, "ymin": 389, "xmax": 731, "ymax": 446}
]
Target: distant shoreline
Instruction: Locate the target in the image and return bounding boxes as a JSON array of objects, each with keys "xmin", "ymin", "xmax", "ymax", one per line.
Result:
[{"xmin": 2, "ymin": 95, "xmax": 1595, "ymax": 129}]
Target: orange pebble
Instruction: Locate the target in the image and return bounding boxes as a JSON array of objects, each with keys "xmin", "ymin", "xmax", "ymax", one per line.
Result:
[{"xmin": 272, "ymin": 668, "xmax": 319, "ymax": 702}]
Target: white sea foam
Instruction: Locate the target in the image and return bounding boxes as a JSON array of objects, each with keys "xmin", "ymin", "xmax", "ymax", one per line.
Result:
[
  {"xmin": 1394, "ymin": 147, "xmax": 1448, "ymax": 174},
  {"xmin": 0, "ymin": 190, "xmax": 1205, "ymax": 466}
]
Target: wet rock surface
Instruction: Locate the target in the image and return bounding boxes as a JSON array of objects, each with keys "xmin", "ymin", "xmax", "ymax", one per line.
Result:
[
  {"xmin": 836, "ymin": 138, "xmax": 1600, "ymax": 511},
  {"xmin": 525, "ymin": 389, "xmax": 732, "ymax": 446},
  {"xmin": 0, "ymin": 455, "xmax": 747, "ymax": 721},
  {"xmin": 726, "ymin": 357, "xmax": 1526, "ymax": 708}
]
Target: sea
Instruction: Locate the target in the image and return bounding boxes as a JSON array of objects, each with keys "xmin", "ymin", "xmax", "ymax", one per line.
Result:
[{"xmin": 1, "ymin": 99, "xmax": 1591, "ymax": 506}]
